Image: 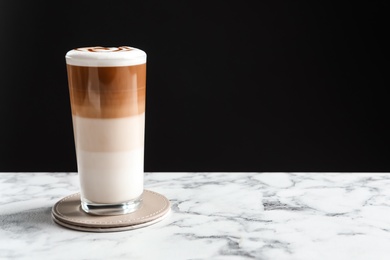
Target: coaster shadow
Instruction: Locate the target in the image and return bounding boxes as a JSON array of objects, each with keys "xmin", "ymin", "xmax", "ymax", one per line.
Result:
[{"xmin": 0, "ymin": 207, "xmax": 55, "ymax": 232}]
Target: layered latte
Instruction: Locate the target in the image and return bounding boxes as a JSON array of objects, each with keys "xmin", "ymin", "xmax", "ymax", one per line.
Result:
[{"xmin": 65, "ymin": 47, "xmax": 146, "ymax": 213}]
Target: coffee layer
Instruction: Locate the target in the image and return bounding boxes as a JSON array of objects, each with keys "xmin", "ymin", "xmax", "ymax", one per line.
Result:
[{"xmin": 67, "ymin": 64, "xmax": 146, "ymax": 118}]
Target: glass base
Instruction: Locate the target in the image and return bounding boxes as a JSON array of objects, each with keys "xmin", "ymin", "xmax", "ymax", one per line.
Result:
[{"xmin": 81, "ymin": 196, "xmax": 142, "ymax": 216}]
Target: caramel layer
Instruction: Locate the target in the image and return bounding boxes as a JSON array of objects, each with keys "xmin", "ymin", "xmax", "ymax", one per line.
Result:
[{"xmin": 67, "ymin": 64, "xmax": 146, "ymax": 118}]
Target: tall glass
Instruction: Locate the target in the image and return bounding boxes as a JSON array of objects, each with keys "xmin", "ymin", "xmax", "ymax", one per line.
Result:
[{"xmin": 65, "ymin": 46, "xmax": 146, "ymax": 215}]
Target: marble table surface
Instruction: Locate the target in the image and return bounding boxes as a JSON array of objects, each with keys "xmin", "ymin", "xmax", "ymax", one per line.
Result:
[{"xmin": 1, "ymin": 172, "xmax": 390, "ymax": 260}]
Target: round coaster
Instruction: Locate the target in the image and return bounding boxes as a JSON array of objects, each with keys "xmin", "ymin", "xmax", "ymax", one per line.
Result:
[{"xmin": 52, "ymin": 190, "xmax": 171, "ymax": 232}]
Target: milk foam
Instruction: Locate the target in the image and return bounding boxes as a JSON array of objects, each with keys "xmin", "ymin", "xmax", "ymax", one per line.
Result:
[{"xmin": 65, "ymin": 46, "xmax": 146, "ymax": 67}]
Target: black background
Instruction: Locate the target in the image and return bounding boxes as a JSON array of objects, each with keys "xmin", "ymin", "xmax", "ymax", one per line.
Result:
[{"xmin": 0, "ymin": 1, "xmax": 388, "ymax": 172}]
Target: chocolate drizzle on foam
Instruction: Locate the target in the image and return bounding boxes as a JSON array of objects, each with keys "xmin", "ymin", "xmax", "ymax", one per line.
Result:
[
  {"xmin": 75, "ymin": 46, "xmax": 134, "ymax": 52},
  {"xmin": 66, "ymin": 46, "xmax": 146, "ymax": 67}
]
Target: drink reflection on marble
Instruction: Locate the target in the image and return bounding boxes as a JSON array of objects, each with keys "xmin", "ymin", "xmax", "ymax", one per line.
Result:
[{"xmin": 65, "ymin": 46, "xmax": 147, "ymax": 215}]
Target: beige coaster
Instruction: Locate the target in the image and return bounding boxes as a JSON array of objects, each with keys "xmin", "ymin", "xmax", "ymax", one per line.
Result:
[{"xmin": 52, "ymin": 190, "xmax": 171, "ymax": 232}]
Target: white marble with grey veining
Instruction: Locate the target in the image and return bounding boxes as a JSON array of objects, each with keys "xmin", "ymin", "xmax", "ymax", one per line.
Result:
[{"xmin": 1, "ymin": 172, "xmax": 390, "ymax": 260}]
